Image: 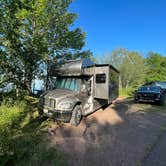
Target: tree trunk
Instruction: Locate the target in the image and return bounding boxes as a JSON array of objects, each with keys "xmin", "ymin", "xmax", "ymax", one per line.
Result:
[
  {"xmin": 119, "ymin": 76, "xmax": 122, "ymax": 88},
  {"xmin": 24, "ymin": 69, "xmax": 33, "ymax": 95}
]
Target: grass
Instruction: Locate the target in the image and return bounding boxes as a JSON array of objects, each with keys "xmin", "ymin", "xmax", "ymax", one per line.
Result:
[
  {"xmin": 0, "ymin": 93, "xmax": 164, "ymax": 166},
  {"xmin": 136, "ymin": 99, "xmax": 166, "ymax": 113},
  {"xmin": 119, "ymin": 88, "xmax": 135, "ymax": 97},
  {"xmin": 119, "ymin": 88, "xmax": 166, "ymax": 113},
  {"xmin": 0, "ymin": 101, "xmax": 66, "ymax": 166}
]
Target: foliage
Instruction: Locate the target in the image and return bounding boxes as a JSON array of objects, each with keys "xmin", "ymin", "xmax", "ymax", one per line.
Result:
[
  {"xmin": 0, "ymin": 101, "xmax": 28, "ymax": 155},
  {"xmin": 100, "ymin": 48, "xmax": 166, "ymax": 89},
  {"xmin": 101, "ymin": 48, "xmax": 146, "ymax": 88},
  {"xmin": 145, "ymin": 52, "xmax": 166, "ymax": 83},
  {"xmin": 0, "ymin": 90, "xmax": 16, "ymax": 104},
  {"xmin": 0, "ymin": 0, "xmax": 91, "ymax": 94},
  {"xmin": 24, "ymin": 95, "xmax": 38, "ymax": 105},
  {"xmin": 0, "ymin": 101, "xmax": 66, "ymax": 166}
]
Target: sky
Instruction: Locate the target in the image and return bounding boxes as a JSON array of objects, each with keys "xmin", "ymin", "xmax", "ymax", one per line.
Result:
[{"xmin": 70, "ymin": 0, "xmax": 166, "ymax": 57}]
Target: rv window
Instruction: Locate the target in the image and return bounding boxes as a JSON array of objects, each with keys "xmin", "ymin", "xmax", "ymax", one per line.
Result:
[{"xmin": 96, "ymin": 74, "xmax": 106, "ymax": 83}]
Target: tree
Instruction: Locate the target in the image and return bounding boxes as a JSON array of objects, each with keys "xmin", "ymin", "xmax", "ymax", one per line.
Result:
[
  {"xmin": 0, "ymin": 0, "xmax": 90, "ymax": 94},
  {"xmin": 100, "ymin": 48, "xmax": 146, "ymax": 88},
  {"xmin": 145, "ymin": 52, "xmax": 166, "ymax": 83}
]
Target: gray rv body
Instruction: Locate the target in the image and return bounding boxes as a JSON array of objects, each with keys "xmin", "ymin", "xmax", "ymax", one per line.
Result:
[{"xmin": 39, "ymin": 59, "xmax": 119, "ymax": 124}]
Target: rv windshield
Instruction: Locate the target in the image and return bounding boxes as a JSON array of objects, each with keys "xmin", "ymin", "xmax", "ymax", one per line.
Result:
[{"xmin": 54, "ymin": 77, "xmax": 79, "ymax": 91}]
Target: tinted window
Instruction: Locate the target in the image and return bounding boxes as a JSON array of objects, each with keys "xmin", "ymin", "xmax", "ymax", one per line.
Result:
[{"xmin": 96, "ymin": 74, "xmax": 106, "ymax": 83}]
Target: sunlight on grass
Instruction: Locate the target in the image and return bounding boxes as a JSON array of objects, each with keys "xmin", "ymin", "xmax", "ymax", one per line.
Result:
[
  {"xmin": 119, "ymin": 88, "xmax": 135, "ymax": 97},
  {"xmin": 0, "ymin": 101, "xmax": 66, "ymax": 166}
]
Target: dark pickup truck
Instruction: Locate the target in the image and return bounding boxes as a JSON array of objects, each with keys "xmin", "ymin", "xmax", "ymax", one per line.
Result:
[{"xmin": 134, "ymin": 85, "xmax": 165, "ymax": 105}]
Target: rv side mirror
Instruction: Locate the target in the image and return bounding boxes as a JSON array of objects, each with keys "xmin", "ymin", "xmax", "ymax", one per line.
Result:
[{"xmin": 81, "ymin": 84, "xmax": 87, "ymax": 93}]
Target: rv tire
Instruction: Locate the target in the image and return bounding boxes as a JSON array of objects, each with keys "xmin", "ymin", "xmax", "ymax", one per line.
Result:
[{"xmin": 70, "ymin": 105, "xmax": 82, "ymax": 126}]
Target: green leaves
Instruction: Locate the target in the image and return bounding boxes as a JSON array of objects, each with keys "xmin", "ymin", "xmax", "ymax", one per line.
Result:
[
  {"xmin": 101, "ymin": 48, "xmax": 146, "ymax": 88},
  {"xmin": 0, "ymin": 0, "xmax": 89, "ymax": 93},
  {"xmin": 145, "ymin": 52, "xmax": 166, "ymax": 83},
  {"xmin": 100, "ymin": 49, "xmax": 166, "ymax": 89}
]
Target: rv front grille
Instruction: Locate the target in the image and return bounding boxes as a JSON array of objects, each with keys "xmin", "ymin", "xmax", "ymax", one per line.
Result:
[
  {"xmin": 50, "ymin": 99, "xmax": 55, "ymax": 108},
  {"xmin": 44, "ymin": 98, "xmax": 56, "ymax": 108}
]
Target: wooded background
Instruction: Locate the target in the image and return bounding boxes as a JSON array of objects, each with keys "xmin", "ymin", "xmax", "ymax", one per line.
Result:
[{"xmin": 0, "ymin": 0, "xmax": 166, "ymax": 97}]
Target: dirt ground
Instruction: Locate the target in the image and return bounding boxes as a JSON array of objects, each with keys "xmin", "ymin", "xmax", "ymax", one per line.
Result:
[{"xmin": 47, "ymin": 98, "xmax": 166, "ymax": 166}]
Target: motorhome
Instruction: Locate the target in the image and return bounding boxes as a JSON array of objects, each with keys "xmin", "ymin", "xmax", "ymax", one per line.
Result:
[{"xmin": 39, "ymin": 59, "xmax": 119, "ymax": 126}]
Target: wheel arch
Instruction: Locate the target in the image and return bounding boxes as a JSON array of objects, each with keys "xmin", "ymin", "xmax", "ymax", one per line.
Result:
[{"xmin": 73, "ymin": 101, "xmax": 82, "ymax": 112}]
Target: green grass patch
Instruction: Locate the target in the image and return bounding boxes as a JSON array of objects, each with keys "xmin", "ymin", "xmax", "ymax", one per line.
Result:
[
  {"xmin": 119, "ymin": 88, "xmax": 135, "ymax": 97},
  {"xmin": 0, "ymin": 101, "xmax": 28, "ymax": 155},
  {"xmin": 138, "ymin": 101, "xmax": 166, "ymax": 113},
  {"xmin": 0, "ymin": 101, "xmax": 66, "ymax": 166}
]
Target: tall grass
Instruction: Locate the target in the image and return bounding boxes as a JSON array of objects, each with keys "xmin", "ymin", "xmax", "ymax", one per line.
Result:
[
  {"xmin": 0, "ymin": 101, "xmax": 66, "ymax": 166},
  {"xmin": 0, "ymin": 101, "xmax": 28, "ymax": 156}
]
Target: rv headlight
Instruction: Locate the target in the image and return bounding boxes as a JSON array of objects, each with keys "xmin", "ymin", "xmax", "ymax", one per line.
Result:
[{"xmin": 58, "ymin": 102, "xmax": 73, "ymax": 110}]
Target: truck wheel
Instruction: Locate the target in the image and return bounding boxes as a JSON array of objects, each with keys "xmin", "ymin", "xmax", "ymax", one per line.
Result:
[{"xmin": 70, "ymin": 105, "xmax": 82, "ymax": 126}]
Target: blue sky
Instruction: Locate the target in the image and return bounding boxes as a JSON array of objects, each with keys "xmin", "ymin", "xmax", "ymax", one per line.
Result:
[{"xmin": 70, "ymin": 0, "xmax": 166, "ymax": 57}]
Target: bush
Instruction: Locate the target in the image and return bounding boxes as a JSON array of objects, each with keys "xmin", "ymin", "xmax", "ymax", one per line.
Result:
[{"xmin": 0, "ymin": 90, "xmax": 16, "ymax": 105}]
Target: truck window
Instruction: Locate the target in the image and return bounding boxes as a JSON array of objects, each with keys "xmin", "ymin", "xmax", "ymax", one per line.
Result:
[{"xmin": 96, "ymin": 74, "xmax": 106, "ymax": 83}]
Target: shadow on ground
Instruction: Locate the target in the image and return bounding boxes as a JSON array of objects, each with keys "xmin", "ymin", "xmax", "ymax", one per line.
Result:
[{"xmin": 47, "ymin": 98, "xmax": 166, "ymax": 166}]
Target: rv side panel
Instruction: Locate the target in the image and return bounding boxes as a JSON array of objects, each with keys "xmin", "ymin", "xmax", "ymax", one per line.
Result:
[{"xmin": 94, "ymin": 66, "xmax": 109, "ymax": 99}]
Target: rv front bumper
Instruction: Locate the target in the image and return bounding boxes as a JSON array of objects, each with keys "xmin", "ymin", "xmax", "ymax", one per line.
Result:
[{"xmin": 43, "ymin": 109, "xmax": 72, "ymax": 122}]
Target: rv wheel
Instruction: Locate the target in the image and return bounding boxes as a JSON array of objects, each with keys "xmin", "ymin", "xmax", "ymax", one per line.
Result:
[{"xmin": 70, "ymin": 105, "xmax": 82, "ymax": 126}]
